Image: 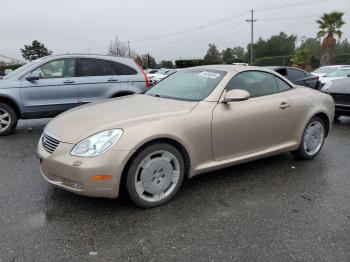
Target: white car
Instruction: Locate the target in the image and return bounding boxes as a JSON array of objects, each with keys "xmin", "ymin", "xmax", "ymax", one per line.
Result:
[
  {"xmin": 312, "ymin": 65, "xmax": 349, "ymax": 77},
  {"xmin": 319, "ymin": 67, "xmax": 350, "ymax": 85},
  {"xmin": 148, "ymin": 69, "xmax": 178, "ymax": 85},
  {"xmin": 233, "ymin": 63, "xmax": 249, "ymax": 66}
]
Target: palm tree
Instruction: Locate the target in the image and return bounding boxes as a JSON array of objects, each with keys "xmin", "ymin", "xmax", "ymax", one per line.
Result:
[{"xmin": 317, "ymin": 11, "xmax": 345, "ymax": 66}]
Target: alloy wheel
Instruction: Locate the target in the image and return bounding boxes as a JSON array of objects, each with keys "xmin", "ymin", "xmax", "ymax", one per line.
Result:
[
  {"xmin": 0, "ymin": 108, "xmax": 11, "ymax": 132},
  {"xmin": 134, "ymin": 150, "xmax": 181, "ymax": 203},
  {"xmin": 303, "ymin": 120, "xmax": 324, "ymax": 156}
]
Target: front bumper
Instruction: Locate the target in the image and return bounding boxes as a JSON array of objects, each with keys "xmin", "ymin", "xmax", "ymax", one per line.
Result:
[
  {"xmin": 37, "ymin": 140, "xmax": 134, "ymax": 198},
  {"xmin": 335, "ymin": 104, "xmax": 350, "ymax": 116}
]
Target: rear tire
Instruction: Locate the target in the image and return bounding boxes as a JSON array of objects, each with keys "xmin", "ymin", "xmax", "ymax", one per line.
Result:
[
  {"xmin": 291, "ymin": 116, "xmax": 325, "ymax": 160},
  {"xmin": 0, "ymin": 102, "xmax": 18, "ymax": 136},
  {"xmin": 125, "ymin": 143, "xmax": 185, "ymax": 208}
]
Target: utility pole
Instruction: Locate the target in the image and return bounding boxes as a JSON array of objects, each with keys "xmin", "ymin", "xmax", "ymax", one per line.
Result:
[
  {"xmin": 246, "ymin": 9, "xmax": 257, "ymax": 65},
  {"xmin": 128, "ymin": 41, "xmax": 131, "ymax": 57}
]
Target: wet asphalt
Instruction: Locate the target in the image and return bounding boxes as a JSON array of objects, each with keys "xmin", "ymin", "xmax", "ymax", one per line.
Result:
[{"xmin": 0, "ymin": 118, "xmax": 349, "ymax": 262}]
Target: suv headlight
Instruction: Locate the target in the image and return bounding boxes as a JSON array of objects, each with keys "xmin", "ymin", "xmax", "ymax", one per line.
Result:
[
  {"xmin": 71, "ymin": 129, "xmax": 123, "ymax": 157},
  {"xmin": 321, "ymin": 81, "xmax": 332, "ymax": 92}
]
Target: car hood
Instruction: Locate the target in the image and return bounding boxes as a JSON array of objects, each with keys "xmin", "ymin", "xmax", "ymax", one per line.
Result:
[
  {"xmin": 46, "ymin": 94, "xmax": 198, "ymax": 144},
  {"xmin": 0, "ymin": 78, "xmax": 18, "ymax": 88},
  {"xmin": 322, "ymin": 78, "xmax": 350, "ymax": 94},
  {"xmin": 320, "ymin": 76, "xmax": 344, "ymax": 84}
]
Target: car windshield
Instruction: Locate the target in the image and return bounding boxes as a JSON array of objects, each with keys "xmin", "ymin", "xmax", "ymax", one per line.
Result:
[
  {"xmin": 325, "ymin": 68, "xmax": 350, "ymax": 77},
  {"xmin": 3, "ymin": 58, "xmax": 44, "ymax": 79},
  {"xmin": 313, "ymin": 67, "xmax": 337, "ymax": 74},
  {"xmin": 145, "ymin": 69, "xmax": 226, "ymax": 101}
]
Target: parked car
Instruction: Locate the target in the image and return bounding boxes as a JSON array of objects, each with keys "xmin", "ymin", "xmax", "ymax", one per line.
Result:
[
  {"xmin": 37, "ymin": 65, "xmax": 334, "ymax": 208},
  {"xmin": 0, "ymin": 54, "xmax": 150, "ymax": 135},
  {"xmin": 321, "ymin": 78, "xmax": 350, "ymax": 119},
  {"xmin": 146, "ymin": 69, "xmax": 158, "ymax": 74},
  {"xmin": 267, "ymin": 66, "xmax": 320, "ymax": 89},
  {"xmin": 233, "ymin": 63, "xmax": 249, "ymax": 66},
  {"xmin": 312, "ymin": 65, "xmax": 349, "ymax": 77},
  {"xmin": 319, "ymin": 67, "xmax": 350, "ymax": 85},
  {"xmin": 148, "ymin": 69, "xmax": 177, "ymax": 85}
]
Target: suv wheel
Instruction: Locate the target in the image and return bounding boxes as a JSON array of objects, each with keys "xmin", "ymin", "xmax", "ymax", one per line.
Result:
[{"xmin": 0, "ymin": 102, "xmax": 18, "ymax": 136}]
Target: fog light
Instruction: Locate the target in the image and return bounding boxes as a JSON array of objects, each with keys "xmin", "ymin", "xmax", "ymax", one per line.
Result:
[{"xmin": 90, "ymin": 175, "xmax": 113, "ymax": 181}]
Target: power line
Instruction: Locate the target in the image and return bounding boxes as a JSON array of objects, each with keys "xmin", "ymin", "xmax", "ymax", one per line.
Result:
[
  {"xmin": 132, "ymin": 0, "xmax": 341, "ymax": 44},
  {"xmin": 132, "ymin": 10, "xmax": 248, "ymax": 43}
]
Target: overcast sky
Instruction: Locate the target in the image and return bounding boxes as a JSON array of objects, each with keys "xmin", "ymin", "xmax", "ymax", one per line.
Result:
[{"xmin": 1, "ymin": 0, "xmax": 349, "ymax": 62}]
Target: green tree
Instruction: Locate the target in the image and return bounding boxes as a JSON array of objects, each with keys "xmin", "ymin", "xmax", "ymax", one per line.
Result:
[
  {"xmin": 292, "ymin": 48, "xmax": 311, "ymax": 67},
  {"xmin": 232, "ymin": 46, "xmax": 246, "ymax": 61},
  {"xmin": 317, "ymin": 11, "xmax": 345, "ymax": 66},
  {"xmin": 159, "ymin": 60, "xmax": 174, "ymax": 68},
  {"xmin": 299, "ymin": 37, "xmax": 322, "ymax": 68},
  {"xmin": 20, "ymin": 40, "xmax": 52, "ymax": 61},
  {"xmin": 246, "ymin": 32, "xmax": 297, "ymax": 62},
  {"xmin": 222, "ymin": 48, "xmax": 234, "ymax": 64},
  {"xmin": 135, "ymin": 53, "xmax": 157, "ymax": 68},
  {"xmin": 204, "ymin": 43, "xmax": 222, "ymax": 64},
  {"xmin": 336, "ymin": 38, "xmax": 350, "ymax": 55}
]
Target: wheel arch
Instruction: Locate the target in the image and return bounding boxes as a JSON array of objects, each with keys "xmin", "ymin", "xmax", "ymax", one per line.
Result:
[
  {"xmin": 0, "ymin": 95, "xmax": 21, "ymax": 118},
  {"xmin": 111, "ymin": 91, "xmax": 136, "ymax": 98},
  {"xmin": 312, "ymin": 111, "xmax": 330, "ymax": 137}
]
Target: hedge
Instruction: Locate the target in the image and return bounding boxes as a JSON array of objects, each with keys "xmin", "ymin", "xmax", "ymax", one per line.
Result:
[
  {"xmin": 333, "ymin": 53, "xmax": 350, "ymax": 64},
  {"xmin": 253, "ymin": 56, "xmax": 293, "ymax": 66},
  {"xmin": 175, "ymin": 59, "xmax": 204, "ymax": 68}
]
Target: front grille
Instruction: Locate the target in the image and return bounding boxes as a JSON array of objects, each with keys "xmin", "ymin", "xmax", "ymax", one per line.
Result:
[
  {"xmin": 42, "ymin": 132, "xmax": 60, "ymax": 154},
  {"xmin": 331, "ymin": 93, "xmax": 350, "ymax": 105}
]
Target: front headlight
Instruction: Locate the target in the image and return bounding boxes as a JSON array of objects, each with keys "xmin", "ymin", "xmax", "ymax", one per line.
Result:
[
  {"xmin": 321, "ymin": 81, "xmax": 333, "ymax": 92},
  {"xmin": 71, "ymin": 129, "xmax": 123, "ymax": 157}
]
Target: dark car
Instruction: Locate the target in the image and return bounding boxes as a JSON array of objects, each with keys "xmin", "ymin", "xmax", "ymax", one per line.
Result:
[
  {"xmin": 321, "ymin": 78, "xmax": 350, "ymax": 119},
  {"xmin": 267, "ymin": 66, "xmax": 320, "ymax": 89}
]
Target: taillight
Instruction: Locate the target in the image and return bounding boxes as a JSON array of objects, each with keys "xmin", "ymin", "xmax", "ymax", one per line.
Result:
[{"xmin": 136, "ymin": 63, "xmax": 150, "ymax": 88}]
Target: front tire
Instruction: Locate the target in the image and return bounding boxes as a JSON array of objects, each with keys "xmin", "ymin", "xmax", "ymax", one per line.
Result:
[
  {"xmin": 291, "ymin": 116, "xmax": 326, "ymax": 159},
  {"xmin": 126, "ymin": 143, "xmax": 185, "ymax": 208},
  {"xmin": 0, "ymin": 102, "xmax": 18, "ymax": 136}
]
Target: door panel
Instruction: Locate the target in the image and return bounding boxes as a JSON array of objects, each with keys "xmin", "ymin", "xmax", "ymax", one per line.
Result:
[
  {"xmin": 20, "ymin": 58, "xmax": 79, "ymax": 115},
  {"xmin": 78, "ymin": 58, "xmax": 122, "ymax": 103},
  {"xmin": 212, "ymin": 93, "xmax": 292, "ymax": 161}
]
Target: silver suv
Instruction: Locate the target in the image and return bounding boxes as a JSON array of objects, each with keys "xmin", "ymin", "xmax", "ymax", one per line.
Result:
[{"xmin": 0, "ymin": 54, "xmax": 150, "ymax": 135}]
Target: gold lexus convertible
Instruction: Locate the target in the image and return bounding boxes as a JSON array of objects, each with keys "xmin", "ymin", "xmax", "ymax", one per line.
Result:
[{"xmin": 37, "ymin": 65, "xmax": 334, "ymax": 208}]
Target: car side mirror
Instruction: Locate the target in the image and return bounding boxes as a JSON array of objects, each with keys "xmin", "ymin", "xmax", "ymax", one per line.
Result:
[
  {"xmin": 26, "ymin": 72, "xmax": 40, "ymax": 81},
  {"xmin": 347, "ymin": 73, "xmax": 350, "ymax": 77},
  {"xmin": 223, "ymin": 89, "xmax": 250, "ymax": 103}
]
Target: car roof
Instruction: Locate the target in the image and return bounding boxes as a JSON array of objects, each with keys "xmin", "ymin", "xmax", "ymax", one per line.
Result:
[
  {"xmin": 38, "ymin": 53, "xmax": 135, "ymax": 63},
  {"xmin": 265, "ymin": 66, "xmax": 305, "ymax": 72},
  {"xmin": 189, "ymin": 64, "xmax": 289, "ymax": 75},
  {"xmin": 320, "ymin": 65, "xmax": 350, "ymax": 68}
]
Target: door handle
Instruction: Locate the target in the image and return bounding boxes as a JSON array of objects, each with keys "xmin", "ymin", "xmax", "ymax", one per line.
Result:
[
  {"xmin": 107, "ymin": 78, "xmax": 118, "ymax": 82},
  {"xmin": 278, "ymin": 102, "xmax": 290, "ymax": 109},
  {"xmin": 63, "ymin": 80, "xmax": 75, "ymax": 84}
]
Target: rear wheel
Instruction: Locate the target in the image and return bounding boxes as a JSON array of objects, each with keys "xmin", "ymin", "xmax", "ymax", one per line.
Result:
[
  {"xmin": 125, "ymin": 143, "xmax": 185, "ymax": 208},
  {"xmin": 0, "ymin": 102, "xmax": 18, "ymax": 136},
  {"xmin": 291, "ymin": 116, "xmax": 325, "ymax": 159}
]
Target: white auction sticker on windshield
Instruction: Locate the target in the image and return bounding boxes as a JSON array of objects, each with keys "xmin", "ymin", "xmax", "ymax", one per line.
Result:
[{"xmin": 198, "ymin": 71, "xmax": 221, "ymax": 79}]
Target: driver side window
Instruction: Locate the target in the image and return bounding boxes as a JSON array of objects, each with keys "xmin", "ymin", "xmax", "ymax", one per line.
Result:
[
  {"xmin": 226, "ymin": 71, "xmax": 279, "ymax": 98},
  {"xmin": 32, "ymin": 59, "xmax": 75, "ymax": 79}
]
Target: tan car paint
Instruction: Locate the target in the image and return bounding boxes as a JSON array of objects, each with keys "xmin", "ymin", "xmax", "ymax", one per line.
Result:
[{"xmin": 38, "ymin": 65, "xmax": 335, "ymax": 198}]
